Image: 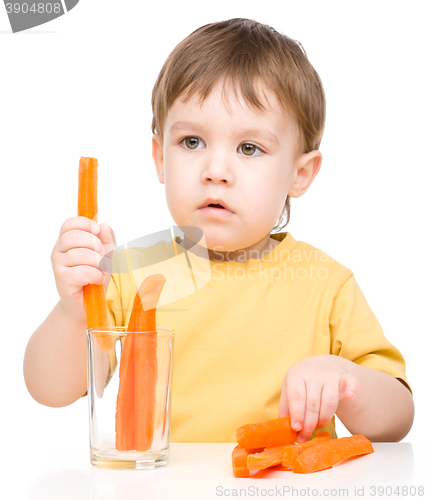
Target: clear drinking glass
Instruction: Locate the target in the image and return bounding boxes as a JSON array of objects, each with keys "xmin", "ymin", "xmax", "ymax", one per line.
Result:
[{"xmin": 87, "ymin": 326, "xmax": 174, "ymax": 469}]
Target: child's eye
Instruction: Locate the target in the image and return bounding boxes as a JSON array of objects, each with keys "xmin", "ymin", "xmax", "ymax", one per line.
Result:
[
  {"xmin": 238, "ymin": 143, "xmax": 264, "ymax": 157},
  {"xmin": 181, "ymin": 137, "xmax": 205, "ymax": 150}
]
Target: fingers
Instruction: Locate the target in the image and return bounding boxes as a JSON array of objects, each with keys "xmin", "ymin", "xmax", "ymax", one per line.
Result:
[
  {"xmin": 58, "ymin": 217, "xmax": 115, "ymax": 250},
  {"xmin": 51, "ymin": 217, "xmax": 114, "ymax": 316},
  {"xmin": 52, "ymin": 216, "xmax": 113, "ymax": 290},
  {"xmin": 280, "ymin": 364, "xmax": 359, "ymax": 443},
  {"xmin": 297, "ymin": 384, "xmax": 324, "ymax": 442},
  {"xmin": 315, "ymin": 382, "xmax": 339, "ymax": 431},
  {"xmin": 56, "ymin": 229, "xmax": 105, "ymax": 255},
  {"xmin": 61, "ymin": 247, "xmax": 105, "ymax": 270},
  {"xmin": 59, "ymin": 216, "xmax": 101, "ymax": 238},
  {"xmin": 285, "ymin": 376, "xmax": 306, "ymax": 434},
  {"xmin": 284, "ymin": 379, "xmax": 335, "ymax": 443},
  {"xmin": 63, "ymin": 263, "xmax": 106, "ymax": 288}
]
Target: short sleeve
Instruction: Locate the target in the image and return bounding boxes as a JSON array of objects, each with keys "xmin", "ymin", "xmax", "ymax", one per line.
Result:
[{"xmin": 329, "ymin": 274, "xmax": 412, "ymax": 393}]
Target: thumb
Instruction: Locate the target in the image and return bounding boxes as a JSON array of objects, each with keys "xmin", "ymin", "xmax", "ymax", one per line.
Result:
[
  {"xmin": 99, "ymin": 223, "xmax": 116, "ymax": 252},
  {"xmin": 339, "ymin": 373, "xmax": 359, "ymax": 401}
]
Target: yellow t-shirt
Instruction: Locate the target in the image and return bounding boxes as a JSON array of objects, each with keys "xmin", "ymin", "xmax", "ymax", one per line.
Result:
[{"xmin": 105, "ymin": 231, "xmax": 410, "ymax": 442}]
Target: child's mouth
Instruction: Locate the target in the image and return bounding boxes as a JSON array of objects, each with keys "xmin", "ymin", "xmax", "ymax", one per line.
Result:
[{"xmin": 199, "ymin": 202, "xmax": 234, "ymax": 218}]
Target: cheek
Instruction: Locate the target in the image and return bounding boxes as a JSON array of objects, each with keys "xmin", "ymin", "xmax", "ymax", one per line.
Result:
[
  {"xmin": 165, "ymin": 177, "xmax": 183, "ymax": 210},
  {"xmin": 244, "ymin": 171, "xmax": 287, "ymax": 215},
  {"xmin": 164, "ymin": 165, "xmax": 193, "ymax": 216}
]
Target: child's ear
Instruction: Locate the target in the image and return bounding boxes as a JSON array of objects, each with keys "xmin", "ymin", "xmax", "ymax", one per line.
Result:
[
  {"xmin": 287, "ymin": 150, "xmax": 322, "ymax": 198},
  {"xmin": 152, "ymin": 134, "xmax": 165, "ymax": 184}
]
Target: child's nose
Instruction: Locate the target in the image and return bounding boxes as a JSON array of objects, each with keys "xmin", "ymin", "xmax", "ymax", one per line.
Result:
[{"xmin": 201, "ymin": 151, "xmax": 235, "ymax": 185}]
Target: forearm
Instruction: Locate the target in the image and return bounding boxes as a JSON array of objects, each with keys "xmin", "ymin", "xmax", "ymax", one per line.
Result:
[
  {"xmin": 23, "ymin": 300, "xmax": 88, "ymax": 407},
  {"xmin": 335, "ymin": 357, "xmax": 414, "ymax": 442}
]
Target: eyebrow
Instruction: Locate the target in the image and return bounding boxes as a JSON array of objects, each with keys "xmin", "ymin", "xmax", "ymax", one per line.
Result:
[
  {"xmin": 169, "ymin": 121, "xmax": 207, "ymax": 135},
  {"xmin": 240, "ymin": 128, "xmax": 280, "ymax": 145},
  {"xmin": 168, "ymin": 121, "xmax": 280, "ymax": 145}
]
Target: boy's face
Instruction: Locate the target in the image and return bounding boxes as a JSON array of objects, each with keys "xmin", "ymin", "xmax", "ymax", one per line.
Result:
[{"xmin": 152, "ymin": 82, "xmax": 321, "ymax": 254}]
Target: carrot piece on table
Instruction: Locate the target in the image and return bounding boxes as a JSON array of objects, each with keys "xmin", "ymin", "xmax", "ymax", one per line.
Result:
[
  {"xmin": 247, "ymin": 443, "xmax": 295, "ymax": 470},
  {"xmin": 115, "ymin": 274, "xmax": 166, "ymax": 452},
  {"xmin": 281, "ymin": 431, "xmax": 331, "ymax": 468},
  {"xmin": 232, "ymin": 446, "xmax": 251, "ymax": 478},
  {"xmin": 293, "ymin": 434, "xmax": 374, "ymax": 474},
  {"xmin": 78, "ymin": 156, "xmax": 112, "ymax": 351},
  {"xmin": 246, "ymin": 431, "xmax": 331, "ymax": 470},
  {"xmin": 232, "ymin": 445, "xmax": 264, "ymax": 478},
  {"xmin": 236, "ymin": 416, "xmax": 297, "ymax": 449}
]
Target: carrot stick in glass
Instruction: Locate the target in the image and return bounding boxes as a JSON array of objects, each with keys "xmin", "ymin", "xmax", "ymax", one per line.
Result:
[
  {"xmin": 115, "ymin": 328, "xmax": 136, "ymax": 450},
  {"xmin": 78, "ymin": 157, "xmax": 112, "ymax": 351},
  {"xmin": 115, "ymin": 274, "xmax": 166, "ymax": 451},
  {"xmin": 133, "ymin": 314, "xmax": 157, "ymax": 451}
]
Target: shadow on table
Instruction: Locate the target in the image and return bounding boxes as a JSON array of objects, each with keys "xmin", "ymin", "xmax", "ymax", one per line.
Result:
[
  {"xmin": 25, "ymin": 469, "xmax": 90, "ymax": 499},
  {"xmin": 26, "ymin": 466, "xmax": 169, "ymax": 500},
  {"xmin": 89, "ymin": 466, "xmax": 169, "ymax": 499}
]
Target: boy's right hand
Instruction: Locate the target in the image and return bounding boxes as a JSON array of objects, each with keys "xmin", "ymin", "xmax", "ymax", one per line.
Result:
[{"xmin": 50, "ymin": 217, "xmax": 115, "ymax": 320}]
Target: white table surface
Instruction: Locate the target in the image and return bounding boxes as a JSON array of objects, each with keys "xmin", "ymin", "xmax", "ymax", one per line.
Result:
[{"xmin": 8, "ymin": 442, "xmax": 425, "ymax": 499}]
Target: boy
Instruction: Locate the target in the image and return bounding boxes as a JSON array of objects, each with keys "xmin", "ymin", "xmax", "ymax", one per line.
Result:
[{"xmin": 24, "ymin": 18, "xmax": 414, "ymax": 444}]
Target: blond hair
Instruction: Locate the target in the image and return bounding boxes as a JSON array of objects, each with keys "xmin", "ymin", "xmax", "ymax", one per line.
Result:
[{"xmin": 151, "ymin": 18, "xmax": 326, "ymax": 231}]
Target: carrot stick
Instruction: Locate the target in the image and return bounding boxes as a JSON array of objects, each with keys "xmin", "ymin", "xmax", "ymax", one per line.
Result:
[
  {"xmin": 134, "ymin": 316, "xmax": 157, "ymax": 451},
  {"xmin": 281, "ymin": 431, "xmax": 331, "ymax": 468},
  {"xmin": 115, "ymin": 275, "xmax": 166, "ymax": 451},
  {"xmin": 293, "ymin": 434, "xmax": 374, "ymax": 474},
  {"xmin": 247, "ymin": 443, "xmax": 294, "ymax": 470},
  {"xmin": 115, "ymin": 330, "xmax": 136, "ymax": 450},
  {"xmin": 232, "ymin": 445, "xmax": 264, "ymax": 478},
  {"xmin": 236, "ymin": 416, "xmax": 297, "ymax": 449},
  {"xmin": 232, "ymin": 446, "xmax": 251, "ymax": 478},
  {"xmin": 246, "ymin": 431, "xmax": 331, "ymax": 470},
  {"xmin": 78, "ymin": 156, "xmax": 112, "ymax": 351},
  {"xmin": 129, "ymin": 276, "xmax": 165, "ymax": 451}
]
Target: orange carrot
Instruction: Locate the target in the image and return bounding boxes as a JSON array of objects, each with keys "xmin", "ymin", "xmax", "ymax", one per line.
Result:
[
  {"xmin": 247, "ymin": 443, "xmax": 294, "ymax": 470},
  {"xmin": 78, "ymin": 156, "xmax": 112, "ymax": 351},
  {"xmin": 134, "ymin": 324, "xmax": 157, "ymax": 451},
  {"xmin": 293, "ymin": 434, "xmax": 374, "ymax": 474},
  {"xmin": 246, "ymin": 432, "xmax": 330, "ymax": 470},
  {"xmin": 281, "ymin": 431, "xmax": 331, "ymax": 468},
  {"xmin": 115, "ymin": 328, "xmax": 135, "ymax": 450},
  {"xmin": 232, "ymin": 445, "xmax": 264, "ymax": 478},
  {"xmin": 236, "ymin": 416, "xmax": 297, "ymax": 449},
  {"xmin": 115, "ymin": 275, "xmax": 166, "ymax": 451}
]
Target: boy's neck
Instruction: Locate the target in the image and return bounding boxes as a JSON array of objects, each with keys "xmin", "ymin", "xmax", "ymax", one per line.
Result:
[{"xmin": 178, "ymin": 233, "xmax": 280, "ymax": 263}]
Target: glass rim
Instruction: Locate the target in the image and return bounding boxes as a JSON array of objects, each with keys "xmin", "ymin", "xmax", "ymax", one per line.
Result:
[{"xmin": 87, "ymin": 326, "xmax": 174, "ymax": 337}]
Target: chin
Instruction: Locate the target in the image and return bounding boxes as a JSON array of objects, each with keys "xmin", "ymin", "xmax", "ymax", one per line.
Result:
[
  {"xmin": 173, "ymin": 217, "xmax": 224, "ymax": 245},
  {"xmin": 203, "ymin": 233, "xmax": 240, "ymax": 253}
]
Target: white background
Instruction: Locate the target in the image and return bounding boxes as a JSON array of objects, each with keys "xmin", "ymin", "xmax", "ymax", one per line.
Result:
[{"xmin": 1, "ymin": 0, "xmax": 425, "ymax": 474}]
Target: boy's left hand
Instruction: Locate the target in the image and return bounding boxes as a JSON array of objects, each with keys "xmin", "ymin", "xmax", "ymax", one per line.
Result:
[{"xmin": 278, "ymin": 355, "xmax": 359, "ymax": 443}]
